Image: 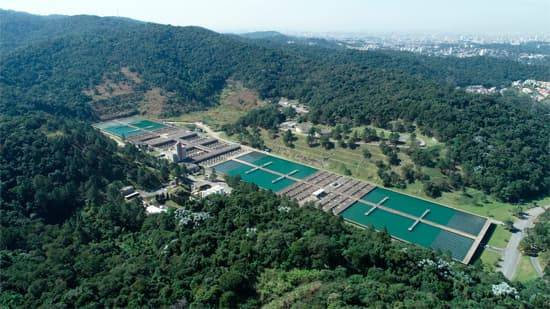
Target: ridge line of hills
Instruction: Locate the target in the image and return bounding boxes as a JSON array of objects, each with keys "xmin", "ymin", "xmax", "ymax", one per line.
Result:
[
  {"xmin": 1, "ymin": 9, "xmax": 548, "ymax": 202},
  {"xmin": 1, "ymin": 9, "xmax": 549, "ymax": 308}
]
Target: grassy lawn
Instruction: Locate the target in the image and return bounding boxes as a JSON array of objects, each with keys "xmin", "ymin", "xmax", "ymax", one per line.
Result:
[
  {"xmin": 514, "ymin": 256, "xmax": 539, "ymax": 283},
  {"xmin": 164, "ymin": 200, "xmax": 182, "ymax": 209},
  {"xmin": 185, "ymin": 108, "xmax": 546, "ymax": 223},
  {"xmin": 171, "ymin": 104, "xmax": 247, "ymax": 129},
  {"xmin": 541, "ymin": 251, "xmax": 549, "ymax": 270},
  {"xmin": 168, "ymin": 81, "xmax": 263, "ymax": 130},
  {"xmin": 350, "ymin": 125, "xmax": 442, "ymax": 148},
  {"xmin": 253, "ymin": 129, "xmax": 545, "ymax": 223},
  {"xmin": 45, "ymin": 130, "xmax": 65, "ymax": 139},
  {"xmin": 400, "ymin": 183, "xmax": 525, "ymax": 222},
  {"xmin": 480, "ymin": 250, "xmax": 502, "ymax": 271},
  {"xmin": 172, "ymin": 105, "xmax": 548, "ymax": 254},
  {"xmin": 486, "ymin": 225, "xmax": 512, "ymax": 249},
  {"xmin": 260, "ymin": 130, "xmax": 385, "ymax": 182}
]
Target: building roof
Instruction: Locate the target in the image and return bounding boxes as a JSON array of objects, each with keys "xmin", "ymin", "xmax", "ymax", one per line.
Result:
[{"xmin": 201, "ymin": 184, "xmax": 229, "ymax": 197}]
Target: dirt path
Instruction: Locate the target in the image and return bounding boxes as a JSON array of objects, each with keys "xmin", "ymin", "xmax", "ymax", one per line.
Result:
[{"xmin": 500, "ymin": 206, "xmax": 547, "ymax": 280}]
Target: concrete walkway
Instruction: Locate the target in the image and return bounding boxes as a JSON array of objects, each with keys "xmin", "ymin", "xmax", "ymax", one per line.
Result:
[{"xmin": 500, "ymin": 206, "xmax": 546, "ymax": 280}]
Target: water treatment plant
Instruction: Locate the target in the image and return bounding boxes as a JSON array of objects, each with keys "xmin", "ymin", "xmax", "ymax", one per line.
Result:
[{"xmin": 94, "ymin": 117, "xmax": 493, "ymax": 264}]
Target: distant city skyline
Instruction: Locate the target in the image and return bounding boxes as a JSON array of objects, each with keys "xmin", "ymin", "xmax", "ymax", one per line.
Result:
[{"xmin": 0, "ymin": 0, "xmax": 548, "ymax": 36}]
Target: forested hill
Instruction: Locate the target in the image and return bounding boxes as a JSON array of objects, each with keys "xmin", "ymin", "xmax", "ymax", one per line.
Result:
[
  {"xmin": 1, "ymin": 10, "xmax": 550, "ymax": 308},
  {"xmin": 1, "ymin": 9, "xmax": 549, "ymax": 202},
  {"xmin": 2, "ymin": 10, "xmax": 549, "ymax": 117},
  {"xmin": 237, "ymin": 30, "xmax": 345, "ymax": 50},
  {"xmin": 0, "ymin": 9, "xmax": 142, "ymax": 54}
]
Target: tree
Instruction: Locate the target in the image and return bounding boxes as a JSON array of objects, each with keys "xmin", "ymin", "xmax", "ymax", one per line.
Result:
[
  {"xmin": 448, "ymin": 172, "xmax": 463, "ymax": 190},
  {"xmin": 209, "ymin": 169, "xmax": 218, "ymax": 181},
  {"xmin": 331, "ymin": 126, "xmax": 342, "ymax": 141},
  {"xmin": 410, "ymin": 148, "xmax": 437, "ymax": 168},
  {"xmin": 362, "ymin": 148, "xmax": 372, "ymax": 159},
  {"xmin": 389, "ymin": 131, "xmax": 400, "ymax": 145},
  {"xmin": 350, "ymin": 130, "xmax": 359, "ymax": 143},
  {"xmin": 423, "ymin": 181, "xmax": 442, "ymax": 198},
  {"xmin": 409, "ymin": 132, "xmax": 418, "ymax": 147},
  {"xmin": 233, "ymin": 105, "xmax": 286, "ymax": 130},
  {"xmin": 282, "ymin": 106, "xmax": 297, "ymax": 119},
  {"xmin": 401, "ymin": 164, "xmax": 416, "ymax": 184},
  {"xmin": 320, "ymin": 135, "xmax": 334, "ymax": 150},
  {"xmin": 362, "ymin": 128, "xmax": 378, "ymax": 142},
  {"xmin": 171, "ymin": 163, "xmax": 187, "ymax": 183},
  {"xmin": 170, "ymin": 187, "xmax": 190, "ymax": 205},
  {"xmin": 249, "ymin": 127, "xmax": 266, "ymax": 149},
  {"xmin": 338, "ymin": 139, "xmax": 347, "ymax": 148},
  {"xmin": 306, "ymin": 133, "xmax": 315, "ymax": 147},
  {"xmin": 160, "ymin": 162, "xmax": 170, "ymax": 181},
  {"xmin": 343, "ymin": 166, "xmax": 352, "ymax": 176},
  {"xmin": 504, "ymin": 219, "xmax": 515, "ymax": 232},
  {"xmin": 306, "ymin": 127, "xmax": 317, "ymax": 147},
  {"xmin": 268, "ymin": 128, "xmax": 278, "ymax": 139},
  {"xmin": 283, "ymin": 129, "xmax": 295, "ymax": 147},
  {"xmin": 387, "ymin": 151, "xmax": 401, "ymax": 166},
  {"xmin": 513, "ymin": 206, "xmax": 524, "ymax": 219}
]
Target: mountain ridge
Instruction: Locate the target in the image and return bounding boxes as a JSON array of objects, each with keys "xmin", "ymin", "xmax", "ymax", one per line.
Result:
[{"xmin": 1, "ymin": 10, "xmax": 549, "ymax": 202}]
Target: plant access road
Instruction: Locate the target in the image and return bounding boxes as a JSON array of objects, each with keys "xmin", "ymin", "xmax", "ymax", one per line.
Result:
[{"xmin": 500, "ymin": 206, "xmax": 547, "ymax": 280}]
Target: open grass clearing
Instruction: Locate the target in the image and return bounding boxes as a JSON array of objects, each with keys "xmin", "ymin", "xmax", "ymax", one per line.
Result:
[
  {"xmin": 255, "ymin": 129, "xmax": 543, "ymax": 223},
  {"xmin": 480, "ymin": 250, "xmax": 502, "ymax": 271},
  {"xmin": 513, "ymin": 256, "xmax": 539, "ymax": 283},
  {"xmin": 486, "ymin": 225, "xmax": 512, "ymax": 248},
  {"xmin": 164, "ymin": 200, "xmax": 183, "ymax": 209},
  {"xmin": 168, "ymin": 81, "xmax": 264, "ymax": 129}
]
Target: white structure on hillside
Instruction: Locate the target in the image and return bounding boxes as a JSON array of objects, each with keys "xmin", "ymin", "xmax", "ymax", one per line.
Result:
[
  {"xmin": 200, "ymin": 184, "xmax": 231, "ymax": 198},
  {"xmin": 146, "ymin": 205, "xmax": 167, "ymax": 214}
]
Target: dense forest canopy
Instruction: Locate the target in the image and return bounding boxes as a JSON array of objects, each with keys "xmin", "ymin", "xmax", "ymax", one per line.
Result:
[
  {"xmin": 0, "ymin": 10, "xmax": 142, "ymax": 54},
  {"xmin": 1, "ymin": 10, "xmax": 548, "ymax": 201},
  {"xmin": 0, "ymin": 114, "xmax": 166, "ymax": 225},
  {"xmin": 1, "ymin": 152, "xmax": 547, "ymax": 307},
  {"xmin": 1, "ymin": 10, "xmax": 550, "ymax": 307}
]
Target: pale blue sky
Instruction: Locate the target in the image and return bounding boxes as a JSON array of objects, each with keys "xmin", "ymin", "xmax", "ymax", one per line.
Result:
[{"xmin": 1, "ymin": 0, "xmax": 548, "ymax": 34}]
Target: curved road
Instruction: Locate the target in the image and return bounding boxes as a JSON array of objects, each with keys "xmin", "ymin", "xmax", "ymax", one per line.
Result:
[{"xmin": 500, "ymin": 206, "xmax": 547, "ymax": 280}]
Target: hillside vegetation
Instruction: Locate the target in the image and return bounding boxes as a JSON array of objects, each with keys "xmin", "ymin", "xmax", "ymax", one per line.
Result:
[
  {"xmin": 1, "ymin": 10, "xmax": 548, "ymax": 202},
  {"xmin": 1, "ymin": 10, "xmax": 550, "ymax": 308}
]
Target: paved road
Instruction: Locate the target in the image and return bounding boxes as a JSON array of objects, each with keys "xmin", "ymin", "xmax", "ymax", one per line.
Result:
[
  {"xmin": 500, "ymin": 206, "xmax": 547, "ymax": 280},
  {"xmin": 530, "ymin": 256, "xmax": 544, "ymax": 278}
]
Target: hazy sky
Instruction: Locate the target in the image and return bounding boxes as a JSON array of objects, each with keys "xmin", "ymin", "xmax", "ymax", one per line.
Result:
[{"xmin": 1, "ymin": 0, "xmax": 548, "ymax": 34}]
